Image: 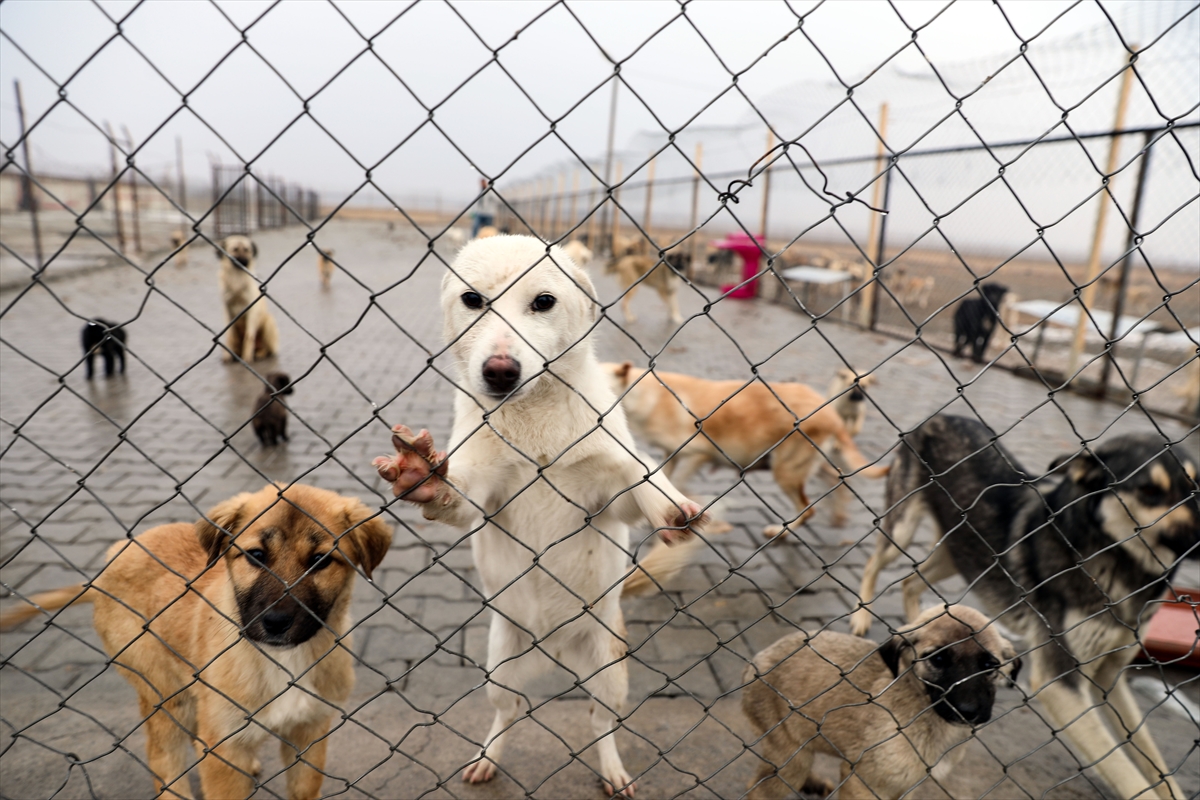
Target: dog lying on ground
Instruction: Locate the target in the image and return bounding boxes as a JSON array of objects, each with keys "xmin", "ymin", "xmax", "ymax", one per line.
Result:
[
  {"xmin": 0, "ymin": 483, "xmax": 392, "ymax": 800},
  {"xmin": 851, "ymin": 414, "xmax": 1198, "ymax": 799},
  {"xmin": 218, "ymin": 234, "xmax": 280, "ymax": 363},
  {"xmin": 952, "ymin": 283, "xmax": 1008, "ymax": 363},
  {"xmin": 253, "ymin": 371, "xmax": 294, "ymax": 447},
  {"xmin": 607, "ymin": 234, "xmax": 687, "ymax": 326},
  {"xmin": 744, "ymin": 604, "xmax": 1019, "ymax": 800},
  {"xmin": 373, "ymin": 235, "xmax": 706, "ymax": 797},
  {"xmin": 81, "ymin": 318, "xmax": 127, "ymax": 380},
  {"xmin": 170, "ymin": 230, "xmax": 189, "ymax": 268},
  {"xmin": 823, "ymin": 368, "xmax": 878, "ymax": 526},
  {"xmin": 604, "ymin": 362, "xmax": 888, "ymax": 543},
  {"xmin": 317, "ymin": 247, "xmax": 335, "ymax": 289}
]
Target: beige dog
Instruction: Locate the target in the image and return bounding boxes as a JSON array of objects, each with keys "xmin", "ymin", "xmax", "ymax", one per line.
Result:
[
  {"xmin": 0, "ymin": 483, "xmax": 392, "ymax": 800},
  {"xmin": 605, "ymin": 363, "xmax": 887, "ymax": 540},
  {"xmin": 743, "ymin": 605, "xmax": 1019, "ymax": 800},
  {"xmin": 562, "ymin": 239, "xmax": 593, "ymax": 267},
  {"xmin": 373, "ymin": 235, "xmax": 706, "ymax": 796},
  {"xmin": 606, "ymin": 252, "xmax": 686, "ymax": 326},
  {"xmin": 170, "ymin": 229, "xmax": 189, "ymax": 268},
  {"xmin": 317, "ymin": 246, "xmax": 335, "ymax": 289},
  {"xmin": 824, "ymin": 368, "xmax": 878, "ymax": 526},
  {"xmin": 218, "ymin": 234, "xmax": 280, "ymax": 362}
]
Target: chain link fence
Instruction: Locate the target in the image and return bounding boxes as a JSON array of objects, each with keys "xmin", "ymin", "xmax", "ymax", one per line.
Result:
[{"xmin": 1, "ymin": 1, "xmax": 1197, "ymax": 799}]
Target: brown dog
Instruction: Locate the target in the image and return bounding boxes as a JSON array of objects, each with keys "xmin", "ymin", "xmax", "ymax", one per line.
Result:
[
  {"xmin": 743, "ymin": 605, "xmax": 1019, "ymax": 800},
  {"xmin": 170, "ymin": 229, "xmax": 189, "ymax": 268},
  {"xmin": 253, "ymin": 371, "xmax": 294, "ymax": 447},
  {"xmin": 824, "ymin": 368, "xmax": 878, "ymax": 526},
  {"xmin": 0, "ymin": 484, "xmax": 391, "ymax": 800},
  {"xmin": 218, "ymin": 234, "xmax": 280, "ymax": 362},
  {"xmin": 317, "ymin": 247, "xmax": 335, "ymax": 289},
  {"xmin": 605, "ymin": 363, "xmax": 887, "ymax": 537}
]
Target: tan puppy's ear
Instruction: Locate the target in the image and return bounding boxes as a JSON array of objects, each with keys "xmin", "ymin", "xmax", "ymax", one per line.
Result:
[
  {"xmin": 999, "ymin": 637, "xmax": 1022, "ymax": 686},
  {"xmin": 879, "ymin": 632, "xmax": 915, "ymax": 678},
  {"xmin": 216, "ymin": 238, "xmax": 227, "ymax": 260},
  {"xmin": 339, "ymin": 498, "xmax": 393, "ymax": 580},
  {"xmin": 195, "ymin": 492, "xmax": 255, "ymax": 567}
]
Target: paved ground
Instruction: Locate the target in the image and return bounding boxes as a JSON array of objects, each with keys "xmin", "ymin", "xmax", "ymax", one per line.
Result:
[{"xmin": 0, "ymin": 218, "xmax": 1196, "ymax": 799}]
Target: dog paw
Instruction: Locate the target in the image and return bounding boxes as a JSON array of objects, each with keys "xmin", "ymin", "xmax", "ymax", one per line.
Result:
[
  {"xmin": 462, "ymin": 758, "xmax": 496, "ymax": 784},
  {"xmin": 848, "ymin": 608, "xmax": 873, "ymax": 637},
  {"xmin": 602, "ymin": 770, "xmax": 636, "ymax": 798},
  {"xmin": 373, "ymin": 424, "xmax": 448, "ymax": 503},
  {"xmin": 658, "ymin": 500, "xmax": 708, "ymax": 545}
]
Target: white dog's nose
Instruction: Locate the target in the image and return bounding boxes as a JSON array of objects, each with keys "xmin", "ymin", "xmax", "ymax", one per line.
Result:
[{"xmin": 482, "ymin": 355, "xmax": 521, "ymax": 396}]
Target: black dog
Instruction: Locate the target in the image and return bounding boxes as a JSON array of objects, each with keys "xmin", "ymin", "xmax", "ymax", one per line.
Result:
[
  {"xmin": 952, "ymin": 283, "xmax": 1008, "ymax": 363},
  {"xmin": 252, "ymin": 372, "xmax": 294, "ymax": 447},
  {"xmin": 81, "ymin": 318, "xmax": 127, "ymax": 379}
]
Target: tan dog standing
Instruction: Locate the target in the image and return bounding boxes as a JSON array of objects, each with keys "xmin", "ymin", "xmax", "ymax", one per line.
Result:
[
  {"xmin": 317, "ymin": 246, "xmax": 335, "ymax": 289},
  {"xmin": 170, "ymin": 229, "xmax": 189, "ymax": 268},
  {"xmin": 218, "ymin": 234, "xmax": 280, "ymax": 362},
  {"xmin": 743, "ymin": 605, "xmax": 1019, "ymax": 800},
  {"xmin": 0, "ymin": 484, "xmax": 391, "ymax": 800},
  {"xmin": 604, "ymin": 363, "xmax": 887, "ymax": 539},
  {"xmin": 824, "ymin": 368, "xmax": 878, "ymax": 526}
]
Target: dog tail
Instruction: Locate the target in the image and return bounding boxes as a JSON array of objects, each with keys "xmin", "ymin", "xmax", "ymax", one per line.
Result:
[
  {"xmin": 623, "ymin": 536, "xmax": 705, "ymax": 597},
  {"xmin": 830, "ymin": 426, "xmax": 890, "ymax": 479},
  {"xmin": 0, "ymin": 584, "xmax": 93, "ymax": 631}
]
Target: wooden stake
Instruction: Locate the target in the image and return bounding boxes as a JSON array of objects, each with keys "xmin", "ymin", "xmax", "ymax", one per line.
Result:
[
  {"xmin": 105, "ymin": 121, "xmax": 126, "ymax": 254},
  {"xmin": 13, "ymin": 79, "xmax": 43, "ymax": 269},
  {"xmin": 1067, "ymin": 56, "xmax": 1136, "ymax": 378},
  {"xmin": 569, "ymin": 169, "xmax": 580, "ymax": 239},
  {"xmin": 859, "ymin": 103, "xmax": 888, "ymax": 327},
  {"xmin": 760, "ymin": 129, "xmax": 774, "ymax": 242},
  {"xmin": 610, "ymin": 162, "xmax": 624, "ymax": 250},
  {"xmin": 643, "ymin": 154, "xmax": 657, "ymax": 240},
  {"xmin": 688, "ymin": 142, "xmax": 704, "ymax": 278}
]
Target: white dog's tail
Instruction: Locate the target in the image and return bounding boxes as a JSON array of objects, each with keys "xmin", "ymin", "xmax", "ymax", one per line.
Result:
[
  {"xmin": 623, "ymin": 536, "xmax": 705, "ymax": 597},
  {"xmin": 0, "ymin": 584, "xmax": 93, "ymax": 631}
]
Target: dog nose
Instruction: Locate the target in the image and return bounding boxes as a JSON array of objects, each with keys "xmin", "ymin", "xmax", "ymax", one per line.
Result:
[
  {"xmin": 482, "ymin": 355, "xmax": 521, "ymax": 395},
  {"xmin": 952, "ymin": 696, "xmax": 991, "ymax": 724},
  {"xmin": 261, "ymin": 610, "xmax": 294, "ymax": 636}
]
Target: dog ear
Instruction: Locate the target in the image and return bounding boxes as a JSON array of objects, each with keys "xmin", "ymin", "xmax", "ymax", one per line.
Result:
[
  {"xmin": 195, "ymin": 492, "xmax": 254, "ymax": 567},
  {"xmin": 617, "ymin": 361, "xmax": 633, "ymax": 387},
  {"xmin": 1006, "ymin": 654, "xmax": 1023, "ymax": 686},
  {"xmin": 216, "ymin": 238, "xmax": 227, "ymax": 260},
  {"xmin": 252, "ymin": 241, "xmax": 258, "ymax": 258},
  {"xmin": 1052, "ymin": 451, "xmax": 1106, "ymax": 488},
  {"xmin": 879, "ymin": 634, "xmax": 913, "ymax": 678},
  {"xmin": 339, "ymin": 498, "xmax": 393, "ymax": 580}
]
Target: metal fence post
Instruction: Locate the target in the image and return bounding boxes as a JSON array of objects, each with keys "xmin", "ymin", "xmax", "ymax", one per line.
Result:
[
  {"xmin": 610, "ymin": 162, "xmax": 623, "ymax": 249},
  {"xmin": 859, "ymin": 103, "xmax": 888, "ymax": 328},
  {"xmin": 643, "ymin": 154, "xmax": 656, "ymax": 241},
  {"xmin": 688, "ymin": 142, "xmax": 703, "ymax": 279},
  {"xmin": 175, "ymin": 136, "xmax": 187, "ymax": 238},
  {"xmin": 868, "ymin": 160, "xmax": 893, "ymax": 332},
  {"xmin": 105, "ymin": 121, "xmax": 126, "ymax": 254},
  {"xmin": 13, "ymin": 79, "xmax": 43, "ymax": 270},
  {"xmin": 121, "ymin": 125, "xmax": 142, "ymax": 253}
]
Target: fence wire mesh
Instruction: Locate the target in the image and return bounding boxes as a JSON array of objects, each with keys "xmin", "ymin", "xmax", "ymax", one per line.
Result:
[{"xmin": 0, "ymin": 1, "xmax": 1197, "ymax": 799}]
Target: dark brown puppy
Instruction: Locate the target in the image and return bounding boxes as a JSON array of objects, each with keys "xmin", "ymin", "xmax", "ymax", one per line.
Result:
[
  {"xmin": 0, "ymin": 483, "xmax": 392, "ymax": 800},
  {"xmin": 253, "ymin": 371, "xmax": 294, "ymax": 447},
  {"xmin": 743, "ymin": 605, "xmax": 1018, "ymax": 800}
]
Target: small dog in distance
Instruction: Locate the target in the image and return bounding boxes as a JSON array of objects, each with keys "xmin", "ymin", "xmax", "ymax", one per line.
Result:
[
  {"xmin": 253, "ymin": 372, "xmax": 294, "ymax": 447},
  {"xmin": 953, "ymin": 283, "xmax": 1008, "ymax": 363},
  {"xmin": 317, "ymin": 247, "xmax": 335, "ymax": 289},
  {"xmin": 82, "ymin": 318, "xmax": 127, "ymax": 380}
]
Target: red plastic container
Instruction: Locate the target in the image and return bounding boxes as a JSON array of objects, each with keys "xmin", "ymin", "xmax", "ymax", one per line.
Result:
[
  {"xmin": 1139, "ymin": 587, "xmax": 1200, "ymax": 668},
  {"xmin": 714, "ymin": 232, "xmax": 765, "ymax": 299}
]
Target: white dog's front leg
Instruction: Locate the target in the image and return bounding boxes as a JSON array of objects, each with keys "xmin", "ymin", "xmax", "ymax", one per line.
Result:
[{"xmin": 619, "ymin": 461, "xmax": 707, "ymax": 544}]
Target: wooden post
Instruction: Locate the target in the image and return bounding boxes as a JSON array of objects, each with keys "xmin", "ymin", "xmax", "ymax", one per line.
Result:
[
  {"xmin": 610, "ymin": 162, "xmax": 624, "ymax": 251},
  {"xmin": 760, "ymin": 129, "xmax": 775, "ymax": 243},
  {"xmin": 1067, "ymin": 56, "xmax": 1136, "ymax": 379},
  {"xmin": 568, "ymin": 169, "xmax": 580, "ymax": 239},
  {"xmin": 600, "ymin": 76, "xmax": 619, "ymax": 253},
  {"xmin": 688, "ymin": 142, "xmax": 703, "ymax": 279},
  {"xmin": 859, "ymin": 103, "xmax": 888, "ymax": 327},
  {"xmin": 105, "ymin": 121, "xmax": 126, "ymax": 254},
  {"xmin": 122, "ymin": 125, "xmax": 142, "ymax": 253},
  {"xmin": 587, "ymin": 172, "xmax": 600, "ymax": 248},
  {"xmin": 643, "ymin": 154, "xmax": 657, "ymax": 242},
  {"xmin": 175, "ymin": 136, "xmax": 187, "ymax": 237},
  {"xmin": 550, "ymin": 173, "xmax": 564, "ymax": 240},
  {"xmin": 13, "ymin": 79, "xmax": 43, "ymax": 269}
]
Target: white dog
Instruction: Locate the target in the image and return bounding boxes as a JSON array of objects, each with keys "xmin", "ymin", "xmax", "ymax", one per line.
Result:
[
  {"xmin": 373, "ymin": 235, "xmax": 706, "ymax": 797},
  {"xmin": 217, "ymin": 235, "xmax": 279, "ymax": 362}
]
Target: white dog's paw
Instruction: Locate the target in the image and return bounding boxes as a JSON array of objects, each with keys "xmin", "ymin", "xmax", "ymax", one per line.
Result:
[
  {"xmin": 462, "ymin": 758, "xmax": 497, "ymax": 784},
  {"xmin": 602, "ymin": 769, "xmax": 636, "ymax": 798},
  {"xmin": 657, "ymin": 500, "xmax": 708, "ymax": 545},
  {"xmin": 372, "ymin": 424, "xmax": 448, "ymax": 503}
]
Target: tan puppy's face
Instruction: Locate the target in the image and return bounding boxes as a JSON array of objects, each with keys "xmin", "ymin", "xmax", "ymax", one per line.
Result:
[
  {"xmin": 442, "ymin": 235, "xmax": 596, "ymax": 403},
  {"xmin": 881, "ymin": 605, "xmax": 1020, "ymax": 727},
  {"xmin": 219, "ymin": 235, "xmax": 257, "ymax": 269},
  {"xmin": 196, "ymin": 484, "xmax": 391, "ymax": 647},
  {"xmin": 832, "ymin": 368, "xmax": 876, "ymax": 402}
]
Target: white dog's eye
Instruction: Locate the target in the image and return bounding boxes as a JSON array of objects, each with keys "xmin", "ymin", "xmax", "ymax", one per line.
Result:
[
  {"xmin": 532, "ymin": 294, "xmax": 556, "ymax": 312},
  {"xmin": 461, "ymin": 292, "xmax": 484, "ymax": 309}
]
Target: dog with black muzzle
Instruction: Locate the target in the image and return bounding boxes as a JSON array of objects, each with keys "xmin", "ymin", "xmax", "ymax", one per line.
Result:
[
  {"xmin": 218, "ymin": 234, "xmax": 280, "ymax": 363},
  {"xmin": 952, "ymin": 282, "xmax": 1008, "ymax": 363},
  {"xmin": 0, "ymin": 483, "xmax": 391, "ymax": 800},
  {"xmin": 851, "ymin": 414, "xmax": 1199, "ymax": 799},
  {"xmin": 743, "ymin": 604, "xmax": 1018, "ymax": 800}
]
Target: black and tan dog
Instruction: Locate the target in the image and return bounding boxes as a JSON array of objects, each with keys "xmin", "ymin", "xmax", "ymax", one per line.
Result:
[
  {"xmin": 81, "ymin": 317, "xmax": 127, "ymax": 379},
  {"xmin": 744, "ymin": 604, "xmax": 1018, "ymax": 799},
  {"xmin": 851, "ymin": 414, "xmax": 1198, "ymax": 799},
  {"xmin": 0, "ymin": 484, "xmax": 391, "ymax": 800},
  {"xmin": 253, "ymin": 371, "xmax": 294, "ymax": 447}
]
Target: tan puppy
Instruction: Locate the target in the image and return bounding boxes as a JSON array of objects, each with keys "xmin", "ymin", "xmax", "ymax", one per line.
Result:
[
  {"xmin": 218, "ymin": 234, "xmax": 280, "ymax": 362},
  {"xmin": 562, "ymin": 239, "xmax": 593, "ymax": 267},
  {"xmin": 170, "ymin": 229, "xmax": 189, "ymax": 268},
  {"xmin": 743, "ymin": 605, "xmax": 1019, "ymax": 800},
  {"xmin": 317, "ymin": 247, "xmax": 335, "ymax": 289},
  {"xmin": 606, "ymin": 252, "xmax": 686, "ymax": 326},
  {"xmin": 824, "ymin": 368, "xmax": 879, "ymax": 526},
  {"xmin": 605, "ymin": 362, "xmax": 887, "ymax": 540},
  {"xmin": 474, "ymin": 225, "xmax": 499, "ymax": 240},
  {"xmin": 0, "ymin": 484, "xmax": 391, "ymax": 800}
]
